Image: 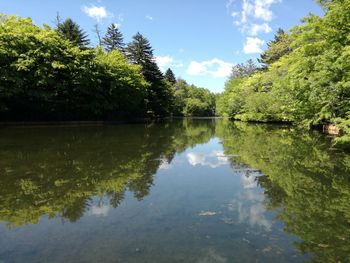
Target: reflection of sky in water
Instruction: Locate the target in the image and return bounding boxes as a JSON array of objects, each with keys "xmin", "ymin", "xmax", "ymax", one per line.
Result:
[
  {"xmin": 177, "ymin": 138, "xmax": 272, "ymax": 232},
  {"xmin": 233, "ymin": 192, "xmax": 272, "ymax": 231},
  {"xmin": 0, "ymin": 134, "xmax": 303, "ymax": 262},
  {"xmin": 90, "ymin": 205, "xmax": 110, "ymax": 217},
  {"xmin": 181, "ymin": 139, "xmax": 272, "ymax": 232},
  {"xmin": 187, "ymin": 150, "xmax": 229, "ymax": 168},
  {"xmin": 228, "ymin": 174, "xmax": 272, "ymax": 231},
  {"xmin": 158, "ymin": 158, "xmax": 171, "ymax": 170}
]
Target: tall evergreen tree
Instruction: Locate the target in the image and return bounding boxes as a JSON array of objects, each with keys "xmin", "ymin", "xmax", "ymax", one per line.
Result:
[
  {"xmin": 165, "ymin": 68, "xmax": 176, "ymax": 84},
  {"xmin": 126, "ymin": 32, "xmax": 163, "ymax": 84},
  {"xmin": 102, "ymin": 23, "xmax": 125, "ymax": 52},
  {"xmin": 229, "ymin": 59, "xmax": 258, "ymax": 80},
  {"xmin": 258, "ymin": 28, "xmax": 291, "ymax": 68},
  {"xmin": 56, "ymin": 18, "xmax": 90, "ymax": 48},
  {"xmin": 126, "ymin": 33, "xmax": 171, "ymax": 116}
]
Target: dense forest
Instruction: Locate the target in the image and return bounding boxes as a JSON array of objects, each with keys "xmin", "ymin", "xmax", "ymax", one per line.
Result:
[
  {"xmin": 0, "ymin": 0, "xmax": 349, "ymax": 145},
  {"xmin": 0, "ymin": 14, "xmax": 215, "ymax": 120},
  {"xmin": 217, "ymin": 0, "xmax": 350, "ymax": 146}
]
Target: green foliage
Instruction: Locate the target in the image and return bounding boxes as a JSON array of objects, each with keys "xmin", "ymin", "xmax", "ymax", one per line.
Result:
[
  {"xmin": 228, "ymin": 59, "xmax": 258, "ymax": 80},
  {"xmin": 56, "ymin": 18, "xmax": 90, "ymax": 48},
  {"xmin": 93, "ymin": 49, "xmax": 148, "ymax": 117},
  {"xmin": 217, "ymin": 0, "xmax": 350, "ymax": 145},
  {"xmin": 217, "ymin": 121, "xmax": 350, "ymax": 263},
  {"xmin": 102, "ymin": 23, "xmax": 125, "ymax": 52},
  {"xmin": 0, "ymin": 13, "xmax": 217, "ymax": 120},
  {"xmin": 126, "ymin": 32, "xmax": 173, "ymax": 116},
  {"xmin": 0, "ymin": 119, "xmax": 215, "ymax": 226},
  {"xmin": 126, "ymin": 32, "xmax": 163, "ymax": 84},
  {"xmin": 258, "ymin": 28, "xmax": 292, "ymax": 68},
  {"xmin": 0, "ymin": 14, "xmax": 147, "ymax": 120},
  {"xmin": 165, "ymin": 68, "xmax": 176, "ymax": 84},
  {"xmin": 172, "ymin": 79, "xmax": 216, "ymax": 117}
]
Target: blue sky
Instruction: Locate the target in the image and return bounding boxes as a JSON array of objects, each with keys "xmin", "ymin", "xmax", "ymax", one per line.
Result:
[{"xmin": 0, "ymin": 0, "xmax": 323, "ymax": 92}]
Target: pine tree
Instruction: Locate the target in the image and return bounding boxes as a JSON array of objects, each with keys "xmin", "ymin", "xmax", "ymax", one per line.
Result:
[
  {"xmin": 126, "ymin": 32, "xmax": 163, "ymax": 84},
  {"xmin": 258, "ymin": 28, "xmax": 291, "ymax": 68},
  {"xmin": 56, "ymin": 18, "xmax": 90, "ymax": 48},
  {"xmin": 229, "ymin": 59, "xmax": 257, "ymax": 80},
  {"xmin": 102, "ymin": 23, "xmax": 125, "ymax": 52},
  {"xmin": 127, "ymin": 33, "xmax": 171, "ymax": 116},
  {"xmin": 165, "ymin": 68, "xmax": 176, "ymax": 84}
]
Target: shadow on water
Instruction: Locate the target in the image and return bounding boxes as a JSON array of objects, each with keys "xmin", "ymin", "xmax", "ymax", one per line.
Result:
[{"xmin": 0, "ymin": 119, "xmax": 349, "ymax": 262}]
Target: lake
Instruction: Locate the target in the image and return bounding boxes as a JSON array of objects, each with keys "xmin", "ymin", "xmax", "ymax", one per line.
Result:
[{"xmin": 0, "ymin": 119, "xmax": 349, "ymax": 263}]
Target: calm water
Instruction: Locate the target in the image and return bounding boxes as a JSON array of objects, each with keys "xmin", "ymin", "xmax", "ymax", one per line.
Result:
[{"xmin": 0, "ymin": 119, "xmax": 349, "ymax": 263}]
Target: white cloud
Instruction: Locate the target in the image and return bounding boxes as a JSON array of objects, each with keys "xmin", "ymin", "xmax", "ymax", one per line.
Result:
[
  {"xmin": 231, "ymin": 11, "xmax": 239, "ymax": 18},
  {"xmin": 187, "ymin": 62, "xmax": 207, "ymax": 76},
  {"xmin": 155, "ymin": 55, "xmax": 183, "ymax": 72},
  {"xmin": 249, "ymin": 23, "xmax": 272, "ymax": 36},
  {"xmin": 155, "ymin": 56, "xmax": 173, "ymax": 71},
  {"xmin": 255, "ymin": 0, "xmax": 281, "ymax": 21},
  {"xmin": 243, "ymin": 37, "xmax": 265, "ymax": 54},
  {"xmin": 226, "ymin": 0, "xmax": 236, "ymax": 10},
  {"xmin": 226, "ymin": 0, "xmax": 281, "ymax": 54},
  {"xmin": 146, "ymin": 15, "xmax": 153, "ymax": 20},
  {"xmin": 241, "ymin": 0, "xmax": 254, "ymax": 24},
  {"xmin": 187, "ymin": 58, "xmax": 233, "ymax": 78},
  {"xmin": 232, "ymin": 0, "xmax": 281, "ymax": 25},
  {"xmin": 82, "ymin": 5, "xmax": 110, "ymax": 22}
]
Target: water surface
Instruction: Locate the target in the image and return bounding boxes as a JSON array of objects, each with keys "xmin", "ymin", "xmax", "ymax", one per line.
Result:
[{"xmin": 0, "ymin": 119, "xmax": 349, "ymax": 262}]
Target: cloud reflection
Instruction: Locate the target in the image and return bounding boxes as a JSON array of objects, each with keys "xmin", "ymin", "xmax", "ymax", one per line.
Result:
[
  {"xmin": 186, "ymin": 150, "xmax": 230, "ymax": 168},
  {"xmin": 90, "ymin": 205, "xmax": 110, "ymax": 217},
  {"xmin": 241, "ymin": 174, "xmax": 258, "ymax": 189},
  {"xmin": 228, "ymin": 174, "xmax": 272, "ymax": 231}
]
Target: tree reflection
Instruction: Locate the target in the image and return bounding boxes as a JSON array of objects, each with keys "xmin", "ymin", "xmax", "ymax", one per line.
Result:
[
  {"xmin": 1, "ymin": 119, "xmax": 349, "ymax": 262},
  {"xmin": 0, "ymin": 120, "xmax": 216, "ymax": 226},
  {"xmin": 217, "ymin": 120, "xmax": 350, "ymax": 263}
]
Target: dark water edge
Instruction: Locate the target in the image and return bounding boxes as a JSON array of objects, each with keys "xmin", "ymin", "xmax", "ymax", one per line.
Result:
[
  {"xmin": 0, "ymin": 119, "xmax": 151, "ymax": 127},
  {"xmin": 0, "ymin": 119, "xmax": 349, "ymax": 263},
  {"xmin": 0, "ymin": 116, "xmax": 220, "ymax": 126}
]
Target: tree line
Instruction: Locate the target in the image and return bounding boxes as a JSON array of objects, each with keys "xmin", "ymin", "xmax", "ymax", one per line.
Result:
[
  {"xmin": 217, "ymin": 0, "xmax": 350, "ymax": 146},
  {"xmin": 0, "ymin": 14, "xmax": 215, "ymax": 120}
]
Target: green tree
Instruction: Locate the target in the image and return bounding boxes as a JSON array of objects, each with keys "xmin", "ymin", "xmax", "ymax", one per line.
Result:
[
  {"xmin": 165, "ymin": 68, "xmax": 176, "ymax": 84},
  {"xmin": 126, "ymin": 32, "xmax": 163, "ymax": 84},
  {"xmin": 172, "ymin": 80, "xmax": 216, "ymax": 117},
  {"xmin": 0, "ymin": 14, "xmax": 148, "ymax": 120},
  {"xmin": 217, "ymin": 0, "xmax": 350, "ymax": 145},
  {"xmin": 258, "ymin": 28, "xmax": 292, "ymax": 68},
  {"xmin": 228, "ymin": 59, "xmax": 258, "ymax": 80},
  {"xmin": 56, "ymin": 18, "xmax": 90, "ymax": 48},
  {"xmin": 126, "ymin": 32, "xmax": 171, "ymax": 116},
  {"xmin": 102, "ymin": 23, "xmax": 125, "ymax": 52}
]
